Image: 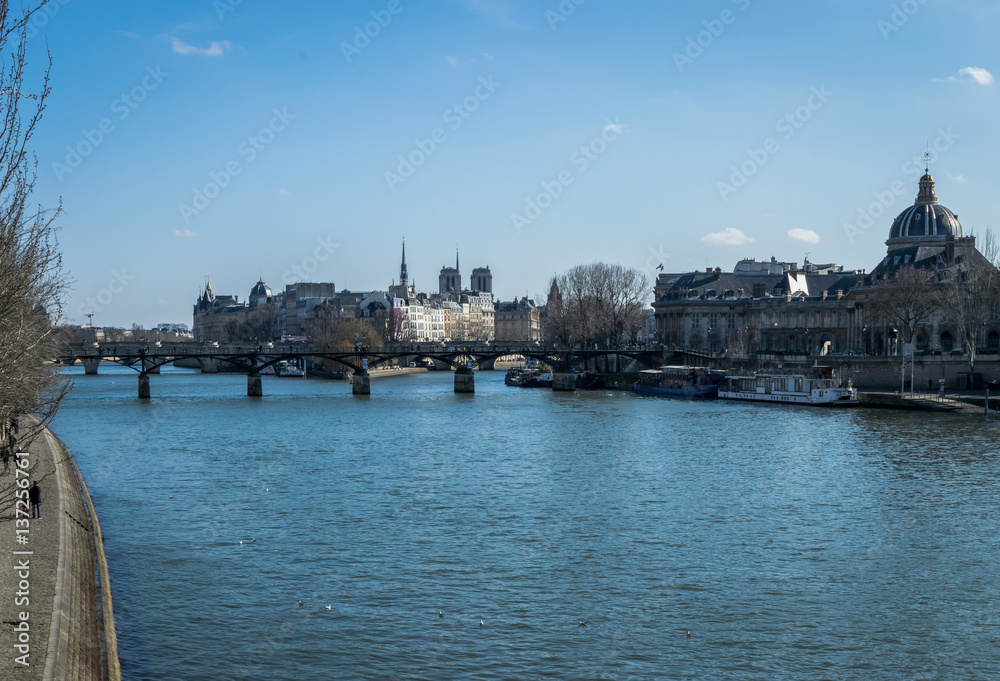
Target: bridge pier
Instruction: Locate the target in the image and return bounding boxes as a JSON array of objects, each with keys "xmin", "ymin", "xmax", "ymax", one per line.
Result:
[
  {"xmin": 81, "ymin": 357, "xmax": 101, "ymax": 375},
  {"xmin": 247, "ymin": 373, "xmax": 263, "ymax": 397},
  {"xmin": 352, "ymin": 370, "xmax": 370, "ymax": 395},
  {"xmin": 454, "ymin": 366, "xmax": 475, "ymax": 393},
  {"xmin": 138, "ymin": 372, "xmax": 150, "ymax": 399},
  {"xmin": 552, "ymin": 371, "xmax": 576, "ymax": 392},
  {"xmin": 477, "ymin": 357, "xmax": 497, "ymax": 371},
  {"xmin": 198, "ymin": 357, "xmax": 219, "ymax": 373}
]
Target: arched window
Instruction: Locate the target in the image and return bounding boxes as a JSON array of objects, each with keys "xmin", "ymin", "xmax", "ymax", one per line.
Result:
[
  {"xmin": 940, "ymin": 331, "xmax": 954, "ymax": 352},
  {"xmin": 916, "ymin": 333, "xmax": 929, "ymax": 351}
]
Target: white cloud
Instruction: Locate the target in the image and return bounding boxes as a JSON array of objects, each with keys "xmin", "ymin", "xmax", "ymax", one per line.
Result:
[
  {"xmin": 936, "ymin": 66, "xmax": 994, "ymax": 85},
  {"xmin": 445, "ymin": 55, "xmax": 459, "ymax": 66},
  {"xmin": 175, "ymin": 229, "xmax": 196, "ymax": 237},
  {"xmin": 603, "ymin": 122, "xmax": 625, "ymax": 134},
  {"xmin": 787, "ymin": 228, "xmax": 820, "ymax": 244},
  {"xmin": 948, "ymin": 173, "xmax": 967, "ymax": 184},
  {"xmin": 701, "ymin": 228, "xmax": 755, "ymax": 246},
  {"xmin": 166, "ymin": 36, "xmax": 230, "ymax": 57},
  {"xmin": 482, "ymin": 52, "xmax": 496, "ymax": 61},
  {"xmin": 961, "ymin": 66, "xmax": 994, "ymax": 85}
]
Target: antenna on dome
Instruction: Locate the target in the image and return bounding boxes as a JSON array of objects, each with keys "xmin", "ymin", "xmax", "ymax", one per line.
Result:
[{"xmin": 924, "ymin": 140, "xmax": 930, "ymax": 171}]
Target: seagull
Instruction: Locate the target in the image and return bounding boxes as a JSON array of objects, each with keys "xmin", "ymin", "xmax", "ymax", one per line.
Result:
[
  {"xmin": 297, "ymin": 600, "xmax": 304, "ymax": 607},
  {"xmin": 265, "ymin": 488, "xmax": 269, "ymax": 492},
  {"xmin": 686, "ymin": 630, "xmax": 692, "ymax": 638},
  {"xmin": 578, "ymin": 621, "xmax": 587, "ymax": 627},
  {"xmin": 439, "ymin": 611, "xmax": 444, "ymax": 619},
  {"xmin": 479, "ymin": 620, "xmax": 484, "ymax": 628},
  {"xmin": 325, "ymin": 605, "xmax": 331, "ymax": 610},
  {"xmin": 239, "ymin": 540, "xmax": 243, "ymax": 545}
]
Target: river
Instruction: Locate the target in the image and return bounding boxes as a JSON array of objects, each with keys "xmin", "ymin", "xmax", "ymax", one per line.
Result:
[{"xmin": 52, "ymin": 364, "xmax": 1000, "ymax": 680}]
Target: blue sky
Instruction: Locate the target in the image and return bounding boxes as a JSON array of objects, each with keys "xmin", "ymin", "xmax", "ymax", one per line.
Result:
[{"xmin": 24, "ymin": 0, "xmax": 1000, "ymax": 328}]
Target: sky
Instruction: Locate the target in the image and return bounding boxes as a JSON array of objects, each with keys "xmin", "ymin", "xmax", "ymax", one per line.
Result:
[{"xmin": 21, "ymin": 0, "xmax": 1000, "ymax": 328}]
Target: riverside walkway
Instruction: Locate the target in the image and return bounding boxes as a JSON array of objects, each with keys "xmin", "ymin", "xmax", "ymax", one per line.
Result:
[{"xmin": 0, "ymin": 419, "xmax": 119, "ymax": 680}]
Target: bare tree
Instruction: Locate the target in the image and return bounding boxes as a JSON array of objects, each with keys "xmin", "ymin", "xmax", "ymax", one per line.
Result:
[
  {"xmin": 866, "ymin": 265, "xmax": 944, "ymax": 349},
  {"xmin": 545, "ymin": 263, "xmax": 649, "ymax": 347},
  {"xmin": 946, "ymin": 231, "xmax": 1000, "ymax": 378},
  {"xmin": 0, "ymin": 2, "xmax": 67, "ymax": 452}
]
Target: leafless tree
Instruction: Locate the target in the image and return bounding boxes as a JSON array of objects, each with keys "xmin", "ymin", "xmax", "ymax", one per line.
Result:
[
  {"xmin": 227, "ymin": 305, "xmax": 282, "ymax": 342},
  {"xmin": 0, "ymin": 2, "xmax": 67, "ymax": 451},
  {"xmin": 946, "ymin": 230, "xmax": 1000, "ymax": 377},
  {"xmin": 866, "ymin": 265, "xmax": 945, "ymax": 349},
  {"xmin": 545, "ymin": 263, "xmax": 649, "ymax": 347}
]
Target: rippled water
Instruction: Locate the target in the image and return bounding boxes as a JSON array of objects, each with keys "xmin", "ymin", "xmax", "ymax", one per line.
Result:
[{"xmin": 52, "ymin": 364, "xmax": 1000, "ymax": 680}]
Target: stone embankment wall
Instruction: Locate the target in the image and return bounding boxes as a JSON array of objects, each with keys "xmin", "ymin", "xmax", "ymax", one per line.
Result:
[{"xmin": 0, "ymin": 423, "xmax": 120, "ymax": 681}]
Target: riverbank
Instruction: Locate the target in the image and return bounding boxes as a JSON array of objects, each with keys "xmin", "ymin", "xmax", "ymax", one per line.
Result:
[{"xmin": 0, "ymin": 418, "xmax": 119, "ymax": 680}]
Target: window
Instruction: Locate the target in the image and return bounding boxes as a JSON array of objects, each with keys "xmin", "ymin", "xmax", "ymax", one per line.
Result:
[
  {"xmin": 708, "ymin": 313, "xmax": 718, "ymax": 330},
  {"xmin": 691, "ymin": 313, "xmax": 700, "ymax": 329},
  {"xmin": 727, "ymin": 313, "xmax": 736, "ymax": 329},
  {"xmin": 940, "ymin": 331, "xmax": 954, "ymax": 352}
]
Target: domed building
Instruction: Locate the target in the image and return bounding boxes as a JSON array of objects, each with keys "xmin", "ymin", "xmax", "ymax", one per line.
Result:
[
  {"xmin": 249, "ymin": 279, "xmax": 272, "ymax": 306},
  {"xmin": 886, "ymin": 169, "xmax": 962, "ymax": 249},
  {"xmin": 651, "ymin": 166, "xmax": 1000, "ymax": 383},
  {"xmin": 868, "ymin": 169, "xmax": 982, "ymax": 283}
]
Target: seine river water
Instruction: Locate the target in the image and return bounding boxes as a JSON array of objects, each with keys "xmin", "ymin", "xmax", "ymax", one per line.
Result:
[{"xmin": 52, "ymin": 364, "xmax": 1000, "ymax": 680}]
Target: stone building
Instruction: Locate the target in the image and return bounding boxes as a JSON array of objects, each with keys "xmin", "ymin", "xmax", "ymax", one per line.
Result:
[
  {"xmin": 652, "ymin": 169, "xmax": 999, "ymax": 359},
  {"xmin": 494, "ymin": 297, "xmax": 541, "ymax": 341}
]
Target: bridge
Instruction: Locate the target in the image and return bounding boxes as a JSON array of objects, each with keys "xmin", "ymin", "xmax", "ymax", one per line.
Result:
[{"xmin": 58, "ymin": 341, "xmax": 715, "ymax": 398}]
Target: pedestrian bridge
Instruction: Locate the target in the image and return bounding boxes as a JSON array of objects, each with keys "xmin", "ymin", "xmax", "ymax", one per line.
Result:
[{"xmin": 59, "ymin": 341, "xmax": 704, "ymax": 397}]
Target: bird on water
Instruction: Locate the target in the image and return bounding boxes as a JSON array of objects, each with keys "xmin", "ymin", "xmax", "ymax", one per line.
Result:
[
  {"xmin": 439, "ymin": 611, "xmax": 444, "ymax": 619},
  {"xmin": 480, "ymin": 620, "xmax": 484, "ymax": 628},
  {"xmin": 578, "ymin": 621, "xmax": 587, "ymax": 627},
  {"xmin": 325, "ymin": 605, "xmax": 332, "ymax": 610},
  {"xmin": 297, "ymin": 600, "xmax": 304, "ymax": 607},
  {"xmin": 686, "ymin": 631, "xmax": 692, "ymax": 638}
]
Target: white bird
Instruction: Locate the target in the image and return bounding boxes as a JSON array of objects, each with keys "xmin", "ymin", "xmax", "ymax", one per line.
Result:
[
  {"xmin": 438, "ymin": 611, "xmax": 444, "ymax": 619},
  {"xmin": 297, "ymin": 600, "xmax": 304, "ymax": 607},
  {"xmin": 325, "ymin": 605, "xmax": 332, "ymax": 610},
  {"xmin": 479, "ymin": 620, "xmax": 484, "ymax": 628},
  {"xmin": 686, "ymin": 630, "xmax": 692, "ymax": 638},
  {"xmin": 265, "ymin": 488, "xmax": 269, "ymax": 492},
  {"xmin": 239, "ymin": 540, "xmax": 243, "ymax": 545}
]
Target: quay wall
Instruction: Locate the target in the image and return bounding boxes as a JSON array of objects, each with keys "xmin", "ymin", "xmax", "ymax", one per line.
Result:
[{"xmin": 17, "ymin": 424, "xmax": 120, "ymax": 680}]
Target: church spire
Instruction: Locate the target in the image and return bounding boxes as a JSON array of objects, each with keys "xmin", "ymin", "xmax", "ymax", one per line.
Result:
[
  {"xmin": 399, "ymin": 238, "xmax": 408, "ymax": 288},
  {"xmin": 455, "ymin": 247, "xmax": 460, "ymax": 272}
]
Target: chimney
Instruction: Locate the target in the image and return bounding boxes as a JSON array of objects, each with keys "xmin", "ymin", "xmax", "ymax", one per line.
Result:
[
  {"xmin": 855, "ymin": 269, "xmax": 864, "ymax": 286},
  {"xmin": 821, "ymin": 290, "xmax": 828, "ymax": 301},
  {"xmin": 752, "ymin": 281, "xmax": 766, "ymax": 298},
  {"xmin": 836, "ymin": 289, "xmax": 843, "ymax": 300},
  {"xmin": 945, "ymin": 233, "xmax": 955, "ymax": 263}
]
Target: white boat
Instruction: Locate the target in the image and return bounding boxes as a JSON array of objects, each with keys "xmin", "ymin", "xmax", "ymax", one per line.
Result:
[
  {"xmin": 719, "ymin": 365, "xmax": 857, "ymax": 406},
  {"xmin": 274, "ymin": 360, "xmax": 305, "ymax": 377}
]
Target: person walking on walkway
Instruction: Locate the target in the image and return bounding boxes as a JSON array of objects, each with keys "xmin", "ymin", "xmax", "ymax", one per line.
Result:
[{"xmin": 28, "ymin": 481, "xmax": 41, "ymax": 519}]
